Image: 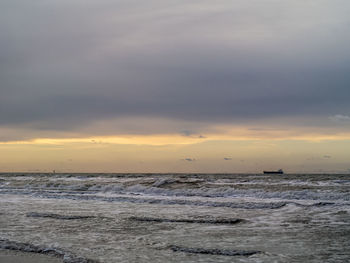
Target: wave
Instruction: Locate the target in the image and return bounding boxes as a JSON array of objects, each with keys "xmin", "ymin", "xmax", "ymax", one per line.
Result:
[
  {"xmin": 0, "ymin": 188, "xmax": 341, "ymax": 210},
  {"xmin": 129, "ymin": 216, "xmax": 245, "ymax": 225},
  {"xmin": 2, "ymin": 183, "xmax": 349, "ymax": 202},
  {"xmin": 30, "ymin": 192, "xmax": 291, "ymax": 209},
  {"xmin": 115, "ymin": 182, "xmax": 350, "ymax": 201},
  {"xmin": 169, "ymin": 245, "xmax": 261, "ymax": 256},
  {"xmin": 0, "ymin": 239, "xmax": 98, "ymax": 263},
  {"xmin": 1, "ymin": 174, "xmax": 350, "ymax": 203},
  {"xmin": 26, "ymin": 212, "xmax": 94, "ymax": 220}
]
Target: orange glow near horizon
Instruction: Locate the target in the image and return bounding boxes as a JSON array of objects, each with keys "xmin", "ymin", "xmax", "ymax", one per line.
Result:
[
  {"xmin": 1, "ymin": 127, "xmax": 350, "ymax": 146},
  {"xmin": 1, "ymin": 125, "xmax": 349, "ymax": 173}
]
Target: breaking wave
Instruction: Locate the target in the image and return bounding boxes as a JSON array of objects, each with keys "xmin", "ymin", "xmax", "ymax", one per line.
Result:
[
  {"xmin": 17, "ymin": 191, "xmax": 291, "ymax": 209},
  {"xmin": 1, "ymin": 175, "xmax": 349, "ymax": 202},
  {"xmin": 0, "ymin": 188, "xmax": 341, "ymax": 210}
]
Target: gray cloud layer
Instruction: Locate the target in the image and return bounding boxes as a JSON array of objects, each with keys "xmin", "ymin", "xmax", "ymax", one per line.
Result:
[{"xmin": 1, "ymin": 0, "xmax": 350, "ymax": 136}]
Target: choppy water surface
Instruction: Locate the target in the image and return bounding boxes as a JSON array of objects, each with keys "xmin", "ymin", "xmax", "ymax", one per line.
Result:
[{"xmin": 0, "ymin": 173, "xmax": 349, "ymax": 262}]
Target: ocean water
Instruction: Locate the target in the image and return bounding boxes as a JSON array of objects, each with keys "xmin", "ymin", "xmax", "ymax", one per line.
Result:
[{"xmin": 0, "ymin": 173, "xmax": 349, "ymax": 263}]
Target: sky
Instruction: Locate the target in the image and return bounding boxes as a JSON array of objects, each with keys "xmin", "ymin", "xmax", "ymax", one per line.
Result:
[{"xmin": 1, "ymin": 0, "xmax": 350, "ymax": 173}]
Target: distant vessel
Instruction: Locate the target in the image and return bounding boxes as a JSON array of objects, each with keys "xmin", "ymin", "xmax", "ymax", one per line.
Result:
[{"xmin": 263, "ymin": 169, "xmax": 284, "ymax": 174}]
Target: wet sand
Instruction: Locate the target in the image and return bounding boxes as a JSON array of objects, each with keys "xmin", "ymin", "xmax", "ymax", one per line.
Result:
[{"xmin": 0, "ymin": 249, "xmax": 62, "ymax": 263}]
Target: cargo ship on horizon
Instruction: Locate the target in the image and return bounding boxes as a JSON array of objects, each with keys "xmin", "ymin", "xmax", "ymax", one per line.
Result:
[{"xmin": 263, "ymin": 169, "xmax": 284, "ymax": 174}]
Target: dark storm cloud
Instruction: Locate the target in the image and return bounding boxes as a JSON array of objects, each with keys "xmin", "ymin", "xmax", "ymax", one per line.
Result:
[{"xmin": 1, "ymin": 0, "xmax": 350, "ymax": 137}]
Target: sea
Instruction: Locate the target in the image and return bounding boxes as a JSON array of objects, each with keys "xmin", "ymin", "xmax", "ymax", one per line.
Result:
[{"xmin": 0, "ymin": 173, "xmax": 349, "ymax": 263}]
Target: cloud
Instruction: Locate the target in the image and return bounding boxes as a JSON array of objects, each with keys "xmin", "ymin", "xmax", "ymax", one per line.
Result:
[
  {"xmin": 180, "ymin": 130, "xmax": 206, "ymax": 139},
  {"xmin": 1, "ymin": 0, "xmax": 350, "ymax": 140},
  {"xmin": 330, "ymin": 114, "xmax": 350, "ymax": 122},
  {"xmin": 182, "ymin": 158, "xmax": 195, "ymax": 162},
  {"xmin": 180, "ymin": 130, "xmax": 195, "ymax": 137}
]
